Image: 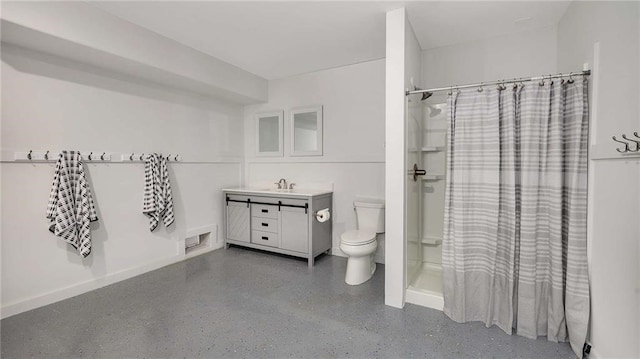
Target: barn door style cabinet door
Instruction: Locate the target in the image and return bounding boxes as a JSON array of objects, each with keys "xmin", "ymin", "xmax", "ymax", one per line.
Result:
[{"xmin": 223, "ymin": 190, "xmax": 332, "ymax": 267}]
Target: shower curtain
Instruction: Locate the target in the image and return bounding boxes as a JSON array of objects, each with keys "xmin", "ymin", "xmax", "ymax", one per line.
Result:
[{"xmin": 442, "ymin": 78, "xmax": 589, "ymax": 357}]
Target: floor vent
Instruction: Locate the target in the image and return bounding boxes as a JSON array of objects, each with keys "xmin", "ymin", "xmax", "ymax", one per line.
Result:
[{"xmin": 184, "ymin": 225, "xmax": 217, "ymax": 257}]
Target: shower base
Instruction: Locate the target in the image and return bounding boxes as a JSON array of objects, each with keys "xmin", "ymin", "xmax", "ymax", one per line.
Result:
[{"xmin": 405, "ymin": 263, "xmax": 444, "ymax": 310}]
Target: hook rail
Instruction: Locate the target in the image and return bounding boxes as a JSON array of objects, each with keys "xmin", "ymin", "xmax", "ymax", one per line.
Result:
[{"xmin": 10, "ymin": 151, "xmax": 182, "ymax": 162}]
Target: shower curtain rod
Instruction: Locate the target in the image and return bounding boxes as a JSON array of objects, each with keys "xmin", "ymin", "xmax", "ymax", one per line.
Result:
[{"xmin": 405, "ymin": 70, "xmax": 591, "ymax": 96}]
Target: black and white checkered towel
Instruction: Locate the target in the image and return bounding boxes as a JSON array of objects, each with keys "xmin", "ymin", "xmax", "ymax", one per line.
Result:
[
  {"xmin": 46, "ymin": 151, "xmax": 98, "ymax": 258},
  {"xmin": 142, "ymin": 153, "xmax": 175, "ymax": 231}
]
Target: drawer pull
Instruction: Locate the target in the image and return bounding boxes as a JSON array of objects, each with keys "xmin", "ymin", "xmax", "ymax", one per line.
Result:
[
  {"xmin": 261, "ymin": 223, "xmax": 268, "ymax": 227},
  {"xmin": 261, "ymin": 209, "xmax": 268, "ymax": 213},
  {"xmin": 262, "ymin": 236, "xmax": 268, "ymax": 240}
]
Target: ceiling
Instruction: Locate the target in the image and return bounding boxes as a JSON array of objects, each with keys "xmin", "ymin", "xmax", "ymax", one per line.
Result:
[{"xmin": 90, "ymin": 1, "xmax": 571, "ymax": 80}]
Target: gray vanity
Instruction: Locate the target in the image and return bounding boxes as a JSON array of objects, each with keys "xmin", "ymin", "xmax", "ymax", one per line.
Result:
[{"xmin": 222, "ymin": 188, "xmax": 333, "ymax": 267}]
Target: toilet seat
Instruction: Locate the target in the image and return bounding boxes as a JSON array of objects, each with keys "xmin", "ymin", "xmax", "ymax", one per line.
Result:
[{"xmin": 340, "ymin": 229, "xmax": 376, "ymax": 246}]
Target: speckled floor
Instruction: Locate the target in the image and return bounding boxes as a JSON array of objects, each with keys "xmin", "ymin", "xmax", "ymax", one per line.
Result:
[{"xmin": 1, "ymin": 246, "xmax": 576, "ymax": 358}]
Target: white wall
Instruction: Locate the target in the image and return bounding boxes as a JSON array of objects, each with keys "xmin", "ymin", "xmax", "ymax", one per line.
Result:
[
  {"xmin": 243, "ymin": 59, "xmax": 386, "ymax": 262},
  {"xmin": 420, "ymin": 26, "xmax": 558, "ymax": 264},
  {"xmin": 384, "ymin": 7, "xmax": 423, "ymax": 308},
  {"xmin": 423, "ymin": 25, "xmax": 558, "ymax": 89},
  {"xmin": 557, "ymin": 2, "xmax": 640, "ymax": 358},
  {"xmin": 1, "ymin": 44, "xmax": 244, "ymax": 318}
]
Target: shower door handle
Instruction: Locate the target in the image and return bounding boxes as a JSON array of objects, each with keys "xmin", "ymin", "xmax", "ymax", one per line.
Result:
[{"xmin": 410, "ymin": 163, "xmax": 427, "ymax": 182}]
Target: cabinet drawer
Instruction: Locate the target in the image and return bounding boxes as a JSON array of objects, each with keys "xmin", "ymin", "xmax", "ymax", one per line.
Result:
[
  {"xmin": 251, "ymin": 230, "xmax": 278, "ymax": 247},
  {"xmin": 251, "ymin": 204, "xmax": 278, "ymax": 219},
  {"xmin": 251, "ymin": 217, "xmax": 278, "ymax": 233}
]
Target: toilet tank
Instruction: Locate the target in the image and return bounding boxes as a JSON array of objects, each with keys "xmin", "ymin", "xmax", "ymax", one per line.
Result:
[{"xmin": 354, "ymin": 199, "xmax": 385, "ymax": 233}]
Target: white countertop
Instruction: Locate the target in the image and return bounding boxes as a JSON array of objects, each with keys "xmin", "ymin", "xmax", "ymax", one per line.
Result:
[{"xmin": 223, "ymin": 187, "xmax": 332, "ymax": 197}]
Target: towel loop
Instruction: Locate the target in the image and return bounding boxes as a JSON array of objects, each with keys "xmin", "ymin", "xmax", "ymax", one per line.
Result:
[
  {"xmin": 100, "ymin": 152, "xmax": 105, "ymax": 160},
  {"xmin": 27, "ymin": 150, "xmax": 32, "ymax": 160}
]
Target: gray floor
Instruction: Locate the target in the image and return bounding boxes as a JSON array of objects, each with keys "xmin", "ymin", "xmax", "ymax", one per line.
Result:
[{"xmin": 1, "ymin": 247, "xmax": 576, "ymax": 358}]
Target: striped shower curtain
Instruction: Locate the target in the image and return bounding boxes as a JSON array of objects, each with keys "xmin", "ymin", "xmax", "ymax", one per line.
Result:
[{"xmin": 442, "ymin": 78, "xmax": 589, "ymax": 357}]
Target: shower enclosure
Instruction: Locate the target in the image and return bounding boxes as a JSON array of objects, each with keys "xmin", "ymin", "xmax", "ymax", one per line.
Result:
[{"xmin": 405, "ymin": 93, "xmax": 447, "ymax": 310}]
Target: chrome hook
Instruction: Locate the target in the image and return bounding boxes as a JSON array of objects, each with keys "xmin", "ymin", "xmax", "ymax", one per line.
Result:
[
  {"xmin": 166, "ymin": 154, "xmax": 171, "ymax": 161},
  {"xmin": 100, "ymin": 152, "xmax": 106, "ymax": 160},
  {"xmin": 139, "ymin": 153, "xmax": 144, "ymax": 161},
  {"xmin": 88, "ymin": 152, "xmax": 93, "ymax": 160},
  {"xmin": 174, "ymin": 154, "xmax": 179, "ymax": 161},
  {"xmin": 130, "ymin": 153, "xmax": 134, "ymax": 161},
  {"xmin": 621, "ymin": 134, "xmax": 640, "ymax": 152},
  {"xmin": 477, "ymin": 83, "xmax": 484, "ymax": 93},
  {"xmin": 27, "ymin": 150, "xmax": 32, "ymax": 160},
  {"xmin": 44, "ymin": 150, "xmax": 49, "ymax": 160},
  {"xmin": 568, "ymin": 72, "xmax": 575, "ymax": 84},
  {"xmin": 612, "ymin": 136, "xmax": 630, "ymax": 153}
]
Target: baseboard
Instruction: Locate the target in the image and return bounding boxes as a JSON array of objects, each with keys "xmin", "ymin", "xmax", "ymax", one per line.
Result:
[{"xmin": 0, "ymin": 249, "xmax": 216, "ymax": 319}]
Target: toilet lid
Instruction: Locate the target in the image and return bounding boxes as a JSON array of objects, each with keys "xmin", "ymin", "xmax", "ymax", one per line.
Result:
[{"xmin": 341, "ymin": 230, "xmax": 376, "ymax": 245}]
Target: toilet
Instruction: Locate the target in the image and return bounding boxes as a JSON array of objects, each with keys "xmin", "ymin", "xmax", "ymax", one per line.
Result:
[{"xmin": 340, "ymin": 199, "xmax": 385, "ymax": 285}]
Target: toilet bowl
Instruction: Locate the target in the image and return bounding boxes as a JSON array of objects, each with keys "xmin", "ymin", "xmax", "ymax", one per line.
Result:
[
  {"xmin": 340, "ymin": 230, "xmax": 378, "ymax": 285},
  {"xmin": 340, "ymin": 199, "xmax": 385, "ymax": 285}
]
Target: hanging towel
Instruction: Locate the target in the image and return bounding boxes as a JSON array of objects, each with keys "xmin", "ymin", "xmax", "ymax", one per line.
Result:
[
  {"xmin": 46, "ymin": 151, "xmax": 98, "ymax": 258},
  {"xmin": 143, "ymin": 153, "xmax": 175, "ymax": 231}
]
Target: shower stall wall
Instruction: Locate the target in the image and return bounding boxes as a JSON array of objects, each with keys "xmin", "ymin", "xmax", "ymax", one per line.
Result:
[{"xmin": 405, "ymin": 95, "xmax": 447, "ymax": 310}]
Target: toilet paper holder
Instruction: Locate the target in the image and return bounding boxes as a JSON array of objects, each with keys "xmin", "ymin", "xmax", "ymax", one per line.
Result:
[{"xmin": 314, "ymin": 208, "xmax": 331, "ymax": 223}]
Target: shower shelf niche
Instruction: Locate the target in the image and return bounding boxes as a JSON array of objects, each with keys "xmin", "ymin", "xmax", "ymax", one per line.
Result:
[
  {"xmin": 422, "ymin": 174, "xmax": 445, "ymax": 181},
  {"xmin": 421, "ymin": 146, "xmax": 444, "ymax": 152},
  {"xmin": 408, "ymin": 146, "xmax": 444, "ymax": 153},
  {"xmin": 422, "ymin": 235, "xmax": 443, "ymax": 245}
]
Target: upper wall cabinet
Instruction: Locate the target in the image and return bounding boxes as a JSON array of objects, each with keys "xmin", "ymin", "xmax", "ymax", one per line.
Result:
[
  {"xmin": 290, "ymin": 106, "xmax": 323, "ymax": 156},
  {"xmin": 256, "ymin": 111, "xmax": 283, "ymax": 157}
]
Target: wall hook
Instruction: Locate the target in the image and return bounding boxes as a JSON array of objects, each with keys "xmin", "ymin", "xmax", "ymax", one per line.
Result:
[
  {"xmin": 130, "ymin": 153, "xmax": 134, "ymax": 161},
  {"xmin": 621, "ymin": 134, "xmax": 640, "ymax": 152},
  {"xmin": 568, "ymin": 72, "xmax": 575, "ymax": 84},
  {"xmin": 166, "ymin": 154, "xmax": 171, "ymax": 161},
  {"xmin": 27, "ymin": 150, "xmax": 32, "ymax": 160},
  {"xmin": 44, "ymin": 150, "xmax": 49, "ymax": 160},
  {"xmin": 139, "ymin": 153, "xmax": 144, "ymax": 161},
  {"xmin": 88, "ymin": 152, "xmax": 93, "ymax": 160},
  {"xmin": 174, "ymin": 154, "xmax": 179, "ymax": 161},
  {"xmin": 100, "ymin": 152, "xmax": 106, "ymax": 160},
  {"xmin": 612, "ymin": 136, "xmax": 630, "ymax": 153}
]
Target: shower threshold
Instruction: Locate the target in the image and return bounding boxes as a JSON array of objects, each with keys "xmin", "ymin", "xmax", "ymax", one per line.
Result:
[{"xmin": 406, "ymin": 263, "xmax": 444, "ymax": 310}]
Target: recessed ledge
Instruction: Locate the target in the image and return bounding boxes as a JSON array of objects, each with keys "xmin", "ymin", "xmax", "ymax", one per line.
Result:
[{"xmin": 1, "ymin": 2, "xmax": 268, "ymax": 105}]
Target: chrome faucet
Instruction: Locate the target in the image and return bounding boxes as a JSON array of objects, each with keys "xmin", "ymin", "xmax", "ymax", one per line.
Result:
[{"xmin": 275, "ymin": 178, "xmax": 287, "ymax": 189}]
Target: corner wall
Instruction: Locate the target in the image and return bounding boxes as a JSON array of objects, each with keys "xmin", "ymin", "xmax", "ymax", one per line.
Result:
[
  {"xmin": 243, "ymin": 59, "xmax": 386, "ymax": 263},
  {"xmin": 557, "ymin": 2, "xmax": 640, "ymax": 358},
  {"xmin": 1, "ymin": 44, "xmax": 244, "ymax": 318}
]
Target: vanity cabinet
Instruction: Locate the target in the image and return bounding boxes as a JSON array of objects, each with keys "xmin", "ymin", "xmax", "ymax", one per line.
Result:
[{"xmin": 223, "ymin": 190, "xmax": 332, "ymax": 267}]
